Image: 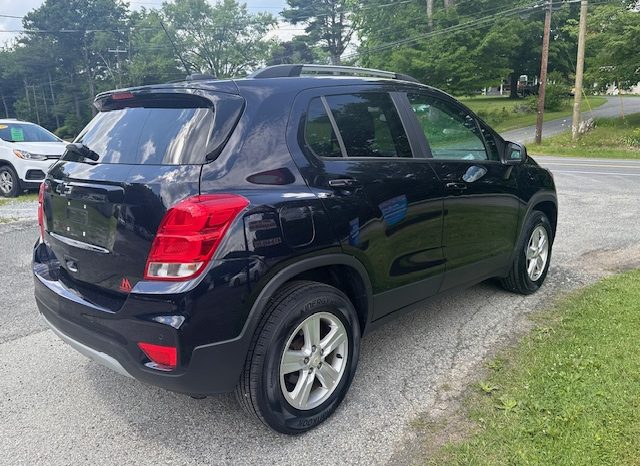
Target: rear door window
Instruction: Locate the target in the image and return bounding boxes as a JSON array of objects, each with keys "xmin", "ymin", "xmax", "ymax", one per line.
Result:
[
  {"xmin": 76, "ymin": 106, "xmax": 213, "ymax": 165},
  {"xmin": 304, "ymin": 93, "xmax": 412, "ymax": 159}
]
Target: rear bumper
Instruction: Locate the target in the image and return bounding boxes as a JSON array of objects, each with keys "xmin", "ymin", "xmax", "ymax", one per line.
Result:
[
  {"xmin": 33, "ymin": 243, "xmax": 249, "ymax": 395},
  {"xmin": 41, "ymin": 312, "xmax": 133, "ymax": 379}
]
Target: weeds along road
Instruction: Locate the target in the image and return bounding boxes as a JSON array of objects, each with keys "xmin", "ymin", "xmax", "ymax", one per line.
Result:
[{"xmin": 1, "ymin": 158, "xmax": 640, "ymax": 465}]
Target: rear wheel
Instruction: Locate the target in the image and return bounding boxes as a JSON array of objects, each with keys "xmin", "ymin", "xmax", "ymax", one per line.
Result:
[
  {"xmin": 236, "ymin": 281, "xmax": 360, "ymax": 434},
  {"xmin": 501, "ymin": 210, "xmax": 553, "ymax": 295},
  {"xmin": 0, "ymin": 165, "xmax": 19, "ymax": 197}
]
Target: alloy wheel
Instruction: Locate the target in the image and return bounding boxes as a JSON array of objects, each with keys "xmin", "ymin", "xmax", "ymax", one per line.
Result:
[
  {"xmin": 279, "ymin": 311, "xmax": 348, "ymax": 410},
  {"xmin": 526, "ymin": 225, "xmax": 549, "ymax": 281},
  {"xmin": 0, "ymin": 170, "xmax": 13, "ymax": 194}
]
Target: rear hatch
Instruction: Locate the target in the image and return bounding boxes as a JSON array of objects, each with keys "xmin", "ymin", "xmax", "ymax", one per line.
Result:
[{"xmin": 41, "ymin": 88, "xmax": 244, "ymax": 297}]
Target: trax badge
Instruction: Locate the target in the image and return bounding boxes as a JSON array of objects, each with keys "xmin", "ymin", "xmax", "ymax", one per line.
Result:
[{"xmin": 119, "ymin": 277, "xmax": 132, "ymax": 293}]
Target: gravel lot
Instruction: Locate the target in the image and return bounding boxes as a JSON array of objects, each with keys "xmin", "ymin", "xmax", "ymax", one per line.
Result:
[{"xmin": 1, "ymin": 158, "xmax": 640, "ymax": 465}]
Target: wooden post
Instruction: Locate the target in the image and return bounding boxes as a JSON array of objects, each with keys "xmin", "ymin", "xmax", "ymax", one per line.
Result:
[
  {"xmin": 535, "ymin": 1, "xmax": 552, "ymax": 145},
  {"xmin": 571, "ymin": 0, "xmax": 588, "ymax": 140}
]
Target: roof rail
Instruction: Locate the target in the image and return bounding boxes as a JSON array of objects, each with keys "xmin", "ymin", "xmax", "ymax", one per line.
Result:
[{"xmin": 249, "ymin": 64, "xmax": 420, "ymax": 83}]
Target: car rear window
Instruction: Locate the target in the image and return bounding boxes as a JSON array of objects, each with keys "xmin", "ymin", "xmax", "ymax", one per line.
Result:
[{"xmin": 75, "ymin": 106, "xmax": 213, "ymax": 165}]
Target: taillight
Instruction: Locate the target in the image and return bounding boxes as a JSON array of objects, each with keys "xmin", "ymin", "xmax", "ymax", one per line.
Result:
[
  {"xmin": 137, "ymin": 342, "xmax": 177, "ymax": 370},
  {"xmin": 144, "ymin": 194, "xmax": 249, "ymax": 281},
  {"xmin": 37, "ymin": 182, "xmax": 47, "ymax": 241}
]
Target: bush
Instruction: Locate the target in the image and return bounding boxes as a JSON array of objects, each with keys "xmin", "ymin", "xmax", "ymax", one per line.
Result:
[{"xmin": 526, "ymin": 82, "xmax": 570, "ymax": 112}]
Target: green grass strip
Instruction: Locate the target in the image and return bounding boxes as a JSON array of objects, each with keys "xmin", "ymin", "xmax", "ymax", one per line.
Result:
[{"xmin": 430, "ymin": 270, "xmax": 640, "ymax": 465}]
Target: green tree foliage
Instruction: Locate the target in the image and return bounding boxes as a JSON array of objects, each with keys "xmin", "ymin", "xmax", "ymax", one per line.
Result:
[
  {"xmin": 267, "ymin": 37, "xmax": 318, "ymax": 65},
  {"xmin": 281, "ymin": 0, "xmax": 355, "ymax": 64},
  {"xmin": 355, "ymin": 0, "xmax": 588, "ymax": 96},
  {"xmin": 162, "ymin": 0, "xmax": 276, "ymax": 77},
  {"xmin": 582, "ymin": 3, "xmax": 640, "ymax": 91}
]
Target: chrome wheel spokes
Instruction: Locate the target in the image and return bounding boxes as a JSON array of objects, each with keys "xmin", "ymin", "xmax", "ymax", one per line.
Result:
[
  {"xmin": 280, "ymin": 312, "xmax": 348, "ymax": 410},
  {"xmin": 526, "ymin": 225, "xmax": 549, "ymax": 281}
]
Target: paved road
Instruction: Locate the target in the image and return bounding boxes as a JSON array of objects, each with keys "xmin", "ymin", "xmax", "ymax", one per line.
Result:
[
  {"xmin": 501, "ymin": 96, "xmax": 640, "ymax": 143},
  {"xmin": 2, "ymin": 158, "xmax": 640, "ymax": 465}
]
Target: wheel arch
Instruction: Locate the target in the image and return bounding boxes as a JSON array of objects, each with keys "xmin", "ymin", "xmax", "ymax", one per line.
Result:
[
  {"xmin": 244, "ymin": 254, "xmax": 373, "ymax": 340},
  {"xmin": 528, "ymin": 192, "xmax": 558, "ymax": 237}
]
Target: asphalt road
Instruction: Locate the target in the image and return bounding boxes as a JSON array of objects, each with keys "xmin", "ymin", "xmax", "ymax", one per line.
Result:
[
  {"xmin": 2, "ymin": 157, "xmax": 640, "ymax": 465},
  {"xmin": 501, "ymin": 95, "xmax": 640, "ymax": 143}
]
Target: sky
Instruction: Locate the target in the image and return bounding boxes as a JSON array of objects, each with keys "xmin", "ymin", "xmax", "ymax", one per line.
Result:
[{"xmin": 0, "ymin": 0, "xmax": 298, "ymax": 45}]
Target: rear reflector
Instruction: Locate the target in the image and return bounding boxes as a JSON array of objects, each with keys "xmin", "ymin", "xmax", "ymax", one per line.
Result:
[
  {"xmin": 137, "ymin": 342, "xmax": 177, "ymax": 369},
  {"xmin": 144, "ymin": 194, "xmax": 249, "ymax": 281}
]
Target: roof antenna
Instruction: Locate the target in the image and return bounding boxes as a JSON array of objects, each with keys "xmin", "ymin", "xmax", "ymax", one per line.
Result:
[{"xmin": 159, "ymin": 20, "xmax": 191, "ymax": 75}]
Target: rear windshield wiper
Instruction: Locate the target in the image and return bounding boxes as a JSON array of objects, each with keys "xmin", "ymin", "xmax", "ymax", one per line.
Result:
[{"xmin": 64, "ymin": 143, "xmax": 100, "ymax": 162}]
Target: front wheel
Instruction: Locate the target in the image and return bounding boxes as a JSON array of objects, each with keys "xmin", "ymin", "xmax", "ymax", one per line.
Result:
[
  {"xmin": 235, "ymin": 281, "xmax": 360, "ymax": 434},
  {"xmin": 501, "ymin": 210, "xmax": 553, "ymax": 295},
  {"xmin": 0, "ymin": 165, "xmax": 19, "ymax": 197}
]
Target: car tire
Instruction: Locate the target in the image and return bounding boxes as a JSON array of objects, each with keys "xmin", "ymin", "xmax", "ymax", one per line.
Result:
[
  {"xmin": 500, "ymin": 210, "xmax": 553, "ymax": 295},
  {"xmin": 235, "ymin": 280, "xmax": 360, "ymax": 434},
  {"xmin": 0, "ymin": 165, "xmax": 20, "ymax": 197}
]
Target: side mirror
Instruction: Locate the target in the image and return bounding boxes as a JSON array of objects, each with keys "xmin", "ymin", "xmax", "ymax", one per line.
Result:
[{"xmin": 502, "ymin": 141, "xmax": 527, "ymax": 165}]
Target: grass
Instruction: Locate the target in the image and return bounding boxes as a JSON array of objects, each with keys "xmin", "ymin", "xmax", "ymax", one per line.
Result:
[
  {"xmin": 529, "ymin": 113, "xmax": 640, "ymax": 159},
  {"xmin": 0, "ymin": 192, "xmax": 39, "ymax": 206},
  {"xmin": 428, "ymin": 270, "xmax": 640, "ymax": 465},
  {"xmin": 460, "ymin": 95, "xmax": 607, "ymax": 132}
]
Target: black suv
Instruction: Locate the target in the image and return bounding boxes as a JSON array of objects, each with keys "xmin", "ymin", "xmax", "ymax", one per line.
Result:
[{"xmin": 33, "ymin": 64, "xmax": 557, "ymax": 434}]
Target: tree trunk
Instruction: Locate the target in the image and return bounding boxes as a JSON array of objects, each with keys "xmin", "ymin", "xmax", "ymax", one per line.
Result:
[
  {"xmin": 23, "ymin": 77, "xmax": 31, "ymax": 111},
  {"xmin": 444, "ymin": 0, "xmax": 455, "ymax": 9},
  {"xmin": 70, "ymin": 73, "xmax": 81, "ymax": 119},
  {"xmin": 48, "ymin": 72, "xmax": 60, "ymax": 129},
  {"xmin": 0, "ymin": 89, "xmax": 9, "ymax": 118},
  {"xmin": 427, "ymin": 0, "xmax": 434, "ymax": 30},
  {"xmin": 509, "ymin": 72, "xmax": 520, "ymax": 99}
]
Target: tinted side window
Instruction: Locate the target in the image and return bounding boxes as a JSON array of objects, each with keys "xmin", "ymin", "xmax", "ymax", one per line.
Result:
[
  {"xmin": 408, "ymin": 94, "xmax": 488, "ymax": 161},
  {"xmin": 305, "ymin": 97, "xmax": 342, "ymax": 158},
  {"xmin": 312, "ymin": 93, "xmax": 411, "ymax": 158}
]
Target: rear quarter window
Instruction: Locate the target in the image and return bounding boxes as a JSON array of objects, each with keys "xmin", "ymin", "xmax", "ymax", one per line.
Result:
[{"xmin": 76, "ymin": 106, "xmax": 213, "ymax": 165}]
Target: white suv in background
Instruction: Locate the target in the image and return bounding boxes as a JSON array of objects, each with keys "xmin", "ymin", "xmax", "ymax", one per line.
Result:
[{"xmin": 0, "ymin": 119, "xmax": 67, "ymax": 197}]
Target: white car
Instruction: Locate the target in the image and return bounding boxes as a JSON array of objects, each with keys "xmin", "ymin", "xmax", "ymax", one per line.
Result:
[{"xmin": 0, "ymin": 119, "xmax": 67, "ymax": 197}]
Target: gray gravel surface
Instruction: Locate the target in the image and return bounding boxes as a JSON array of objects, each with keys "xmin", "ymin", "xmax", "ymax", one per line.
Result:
[
  {"xmin": 501, "ymin": 95, "xmax": 640, "ymax": 143},
  {"xmin": 2, "ymin": 158, "xmax": 640, "ymax": 465}
]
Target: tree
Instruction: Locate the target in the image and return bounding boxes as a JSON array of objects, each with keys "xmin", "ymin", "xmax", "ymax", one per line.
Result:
[
  {"xmin": 583, "ymin": 3, "xmax": 640, "ymax": 91},
  {"xmin": 267, "ymin": 37, "xmax": 318, "ymax": 65},
  {"xmin": 282, "ymin": 0, "xmax": 355, "ymax": 64},
  {"xmin": 126, "ymin": 8, "xmax": 184, "ymax": 85},
  {"xmin": 356, "ymin": 0, "xmax": 578, "ymax": 97},
  {"xmin": 162, "ymin": 0, "xmax": 276, "ymax": 77}
]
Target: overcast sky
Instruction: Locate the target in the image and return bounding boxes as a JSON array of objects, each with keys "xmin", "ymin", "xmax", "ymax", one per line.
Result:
[{"xmin": 0, "ymin": 0, "xmax": 296, "ymax": 45}]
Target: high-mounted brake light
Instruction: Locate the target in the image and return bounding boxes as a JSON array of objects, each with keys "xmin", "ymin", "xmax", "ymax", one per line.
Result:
[
  {"xmin": 144, "ymin": 194, "xmax": 249, "ymax": 281},
  {"xmin": 137, "ymin": 342, "xmax": 177, "ymax": 370},
  {"xmin": 37, "ymin": 182, "xmax": 47, "ymax": 241},
  {"xmin": 111, "ymin": 91, "xmax": 135, "ymax": 100}
]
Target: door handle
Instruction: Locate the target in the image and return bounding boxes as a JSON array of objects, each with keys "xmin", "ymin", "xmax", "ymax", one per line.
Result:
[
  {"xmin": 445, "ymin": 182, "xmax": 468, "ymax": 191},
  {"xmin": 328, "ymin": 178, "xmax": 361, "ymax": 189}
]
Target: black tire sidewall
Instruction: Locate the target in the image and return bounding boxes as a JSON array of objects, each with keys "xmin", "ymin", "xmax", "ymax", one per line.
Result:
[
  {"xmin": 517, "ymin": 211, "xmax": 553, "ymax": 293},
  {"xmin": 257, "ymin": 286, "xmax": 360, "ymax": 434},
  {"xmin": 0, "ymin": 165, "xmax": 19, "ymax": 197}
]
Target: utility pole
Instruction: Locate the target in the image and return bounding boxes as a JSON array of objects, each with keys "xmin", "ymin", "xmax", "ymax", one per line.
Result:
[
  {"xmin": 535, "ymin": 0, "xmax": 552, "ymax": 145},
  {"xmin": 108, "ymin": 47, "xmax": 128, "ymax": 88},
  {"xmin": 571, "ymin": 0, "xmax": 588, "ymax": 140}
]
